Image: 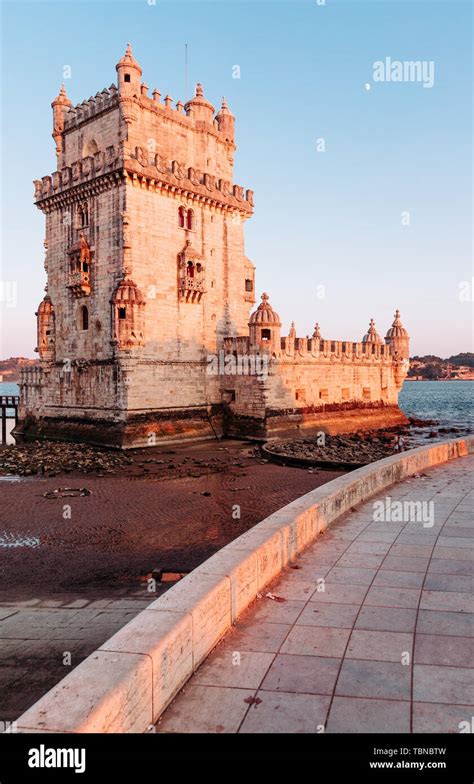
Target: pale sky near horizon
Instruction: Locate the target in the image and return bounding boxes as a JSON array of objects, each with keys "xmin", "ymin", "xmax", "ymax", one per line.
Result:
[{"xmin": 0, "ymin": 0, "xmax": 472, "ymax": 359}]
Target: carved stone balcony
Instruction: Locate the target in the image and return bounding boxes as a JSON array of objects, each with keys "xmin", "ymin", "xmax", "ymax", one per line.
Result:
[{"xmin": 67, "ymin": 269, "xmax": 91, "ymax": 298}]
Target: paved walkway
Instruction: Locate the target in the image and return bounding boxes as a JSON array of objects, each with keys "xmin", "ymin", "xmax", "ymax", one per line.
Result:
[{"xmin": 156, "ymin": 455, "xmax": 474, "ymax": 733}]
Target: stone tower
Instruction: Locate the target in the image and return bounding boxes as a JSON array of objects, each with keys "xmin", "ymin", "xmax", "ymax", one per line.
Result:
[{"xmin": 16, "ymin": 44, "xmax": 255, "ymax": 447}]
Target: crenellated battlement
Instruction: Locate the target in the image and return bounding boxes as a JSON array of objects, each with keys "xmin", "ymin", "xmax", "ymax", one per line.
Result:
[
  {"xmin": 34, "ymin": 151, "xmax": 253, "ymax": 215},
  {"xmin": 224, "ymin": 335, "xmax": 398, "ymax": 364},
  {"xmin": 63, "ymin": 85, "xmax": 119, "ymax": 130}
]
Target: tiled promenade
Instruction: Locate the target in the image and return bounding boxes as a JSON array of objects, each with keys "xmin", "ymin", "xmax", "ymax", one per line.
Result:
[{"xmin": 157, "ymin": 455, "xmax": 473, "ymax": 733}]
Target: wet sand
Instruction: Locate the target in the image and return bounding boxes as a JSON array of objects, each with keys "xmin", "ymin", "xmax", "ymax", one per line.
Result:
[{"xmin": 0, "ymin": 439, "xmax": 344, "ymax": 594}]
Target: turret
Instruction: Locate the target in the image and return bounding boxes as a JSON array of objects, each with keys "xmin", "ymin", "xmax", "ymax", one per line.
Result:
[
  {"xmin": 51, "ymin": 84, "xmax": 72, "ymax": 163},
  {"xmin": 116, "ymin": 42, "xmax": 142, "ymax": 97},
  {"xmin": 248, "ymin": 293, "xmax": 281, "ymax": 354},
  {"xmin": 111, "ymin": 279, "xmax": 146, "ymax": 351},
  {"xmin": 312, "ymin": 323, "xmax": 322, "ymax": 339},
  {"xmin": 215, "ymin": 97, "xmax": 235, "ymax": 143},
  {"xmin": 385, "ymin": 309, "xmax": 410, "ymax": 359},
  {"xmin": 185, "ymin": 83, "xmax": 215, "ymax": 124},
  {"xmin": 35, "ymin": 295, "xmax": 55, "ymax": 362},
  {"xmin": 116, "ymin": 43, "xmax": 142, "ymax": 124},
  {"xmin": 362, "ymin": 318, "xmax": 383, "ymax": 345}
]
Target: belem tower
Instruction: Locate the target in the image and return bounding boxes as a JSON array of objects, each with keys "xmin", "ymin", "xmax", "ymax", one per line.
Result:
[{"xmin": 14, "ymin": 44, "xmax": 410, "ymax": 448}]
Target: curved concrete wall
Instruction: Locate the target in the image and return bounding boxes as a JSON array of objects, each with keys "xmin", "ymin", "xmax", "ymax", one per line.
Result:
[{"xmin": 15, "ymin": 436, "xmax": 473, "ymax": 733}]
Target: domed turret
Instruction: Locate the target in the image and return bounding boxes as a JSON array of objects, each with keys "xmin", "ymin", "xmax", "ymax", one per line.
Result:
[
  {"xmin": 35, "ymin": 295, "xmax": 55, "ymax": 361},
  {"xmin": 51, "ymin": 84, "xmax": 72, "ymax": 160},
  {"xmin": 116, "ymin": 43, "xmax": 142, "ymax": 123},
  {"xmin": 249, "ymin": 293, "xmax": 281, "ymax": 353},
  {"xmin": 184, "ymin": 83, "xmax": 215, "ymax": 124},
  {"xmin": 385, "ymin": 309, "xmax": 409, "ymax": 359},
  {"xmin": 111, "ymin": 278, "xmax": 146, "ymax": 350},
  {"xmin": 362, "ymin": 318, "xmax": 383, "ymax": 345},
  {"xmin": 215, "ymin": 97, "xmax": 235, "ymax": 143}
]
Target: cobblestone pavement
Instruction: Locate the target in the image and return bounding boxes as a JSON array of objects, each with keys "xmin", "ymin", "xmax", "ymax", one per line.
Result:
[{"xmin": 157, "ymin": 455, "xmax": 474, "ymax": 734}]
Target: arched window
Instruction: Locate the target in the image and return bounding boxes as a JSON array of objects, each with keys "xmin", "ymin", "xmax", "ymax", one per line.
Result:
[
  {"xmin": 80, "ymin": 305, "xmax": 89, "ymax": 331},
  {"xmin": 186, "ymin": 260, "xmax": 195, "ymax": 278},
  {"xmin": 178, "ymin": 206, "xmax": 185, "ymax": 228},
  {"xmin": 124, "ymin": 73, "xmax": 131, "ymax": 83},
  {"xmin": 78, "ymin": 204, "xmax": 89, "ymax": 228},
  {"xmin": 186, "ymin": 209, "xmax": 194, "ymax": 230},
  {"xmin": 118, "ymin": 306, "xmax": 126, "ymax": 320}
]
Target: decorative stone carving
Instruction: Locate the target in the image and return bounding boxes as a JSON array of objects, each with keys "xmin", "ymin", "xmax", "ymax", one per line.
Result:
[
  {"xmin": 188, "ymin": 167, "xmax": 201, "ymax": 186},
  {"xmin": 105, "ymin": 145, "xmax": 116, "ymax": 166},
  {"xmin": 204, "ymin": 173, "xmax": 215, "ymax": 191},
  {"xmin": 72, "ymin": 161, "xmax": 81, "ymax": 182},
  {"xmin": 172, "ymin": 160, "xmax": 185, "ymax": 179},
  {"xmin": 94, "ymin": 151, "xmax": 104, "ymax": 172},
  {"xmin": 136, "ymin": 146, "xmax": 149, "ymax": 166},
  {"xmin": 82, "ymin": 156, "xmax": 93, "ymax": 177},
  {"xmin": 154, "ymin": 153, "xmax": 167, "ymax": 174}
]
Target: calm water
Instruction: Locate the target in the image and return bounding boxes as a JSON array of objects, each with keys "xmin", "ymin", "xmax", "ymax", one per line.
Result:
[
  {"xmin": 399, "ymin": 380, "xmax": 473, "ymax": 429},
  {"xmin": 0, "ymin": 380, "xmax": 472, "ymax": 434}
]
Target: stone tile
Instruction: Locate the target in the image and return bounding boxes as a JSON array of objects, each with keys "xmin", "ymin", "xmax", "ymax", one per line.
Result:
[
  {"xmin": 381, "ymin": 555, "xmax": 429, "ymax": 573},
  {"xmin": 429, "ymin": 558, "xmax": 474, "ymax": 576},
  {"xmin": 337, "ymin": 553, "xmax": 385, "ymax": 569},
  {"xmin": 296, "ymin": 602, "xmax": 359, "ymax": 629},
  {"xmin": 356, "ymin": 532, "xmax": 399, "ymax": 544},
  {"xmin": 413, "ymin": 702, "xmax": 474, "ymax": 733},
  {"xmin": 346, "ymin": 630, "xmax": 413, "ymax": 662},
  {"xmin": 441, "ymin": 527, "xmax": 474, "ymax": 539},
  {"xmin": 239, "ymin": 691, "xmax": 330, "ymax": 733},
  {"xmin": 327, "ymin": 696, "xmax": 410, "ymax": 733},
  {"xmin": 423, "ymin": 573, "xmax": 472, "ymax": 592},
  {"xmin": 346, "ymin": 541, "xmax": 392, "ymax": 555},
  {"xmin": 251, "ymin": 599, "xmax": 305, "ymax": 625},
  {"xmin": 273, "ymin": 574, "xmax": 317, "ymax": 601},
  {"xmin": 0, "ymin": 609, "xmax": 18, "ymax": 622},
  {"xmin": 363, "ymin": 585, "xmax": 421, "ymax": 609},
  {"xmin": 417, "ymin": 610, "xmax": 474, "ymax": 637},
  {"xmin": 356, "ymin": 606, "xmax": 417, "ymax": 633},
  {"xmin": 372, "ymin": 570, "xmax": 425, "ymax": 589},
  {"xmin": 285, "ymin": 562, "xmax": 334, "ymax": 580},
  {"xmin": 438, "ymin": 536, "xmax": 474, "ymax": 548},
  {"xmin": 420, "ymin": 590, "xmax": 472, "ymax": 613},
  {"xmin": 193, "ymin": 650, "xmax": 274, "ymax": 689},
  {"xmin": 432, "ymin": 547, "xmax": 473, "ymax": 561},
  {"xmin": 260, "ymin": 653, "xmax": 340, "ymax": 696},
  {"xmin": 414, "ymin": 634, "xmax": 472, "ymax": 667},
  {"xmin": 281, "ymin": 626, "xmax": 351, "ymax": 658},
  {"xmin": 157, "ymin": 684, "xmax": 251, "ymax": 733},
  {"xmin": 220, "ymin": 622, "xmax": 291, "ymax": 654},
  {"xmin": 389, "ymin": 544, "xmax": 434, "ymax": 558},
  {"xmin": 413, "ymin": 664, "xmax": 474, "ymax": 705},
  {"xmin": 336, "ymin": 659, "xmax": 411, "ymax": 700},
  {"xmin": 309, "ymin": 583, "xmax": 367, "ymax": 605},
  {"xmin": 326, "ymin": 566, "xmax": 377, "ymax": 586}
]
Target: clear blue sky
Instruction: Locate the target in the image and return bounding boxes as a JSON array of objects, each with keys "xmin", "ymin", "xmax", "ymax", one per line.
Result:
[{"xmin": 1, "ymin": 0, "xmax": 472, "ymax": 358}]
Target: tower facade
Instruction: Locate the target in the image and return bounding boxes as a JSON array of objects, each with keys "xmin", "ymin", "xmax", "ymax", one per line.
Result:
[
  {"xmin": 16, "ymin": 45, "xmax": 255, "ymax": 447},
  {"xmin": 16, "ymin": 44, "xmax": 409, "ymax": 448}
]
